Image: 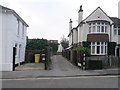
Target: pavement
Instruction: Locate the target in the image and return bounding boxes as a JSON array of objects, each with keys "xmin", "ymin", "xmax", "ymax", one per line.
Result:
[{"xmin": 1, "ymin": 55, "xmax": 120, "ymax": 79}]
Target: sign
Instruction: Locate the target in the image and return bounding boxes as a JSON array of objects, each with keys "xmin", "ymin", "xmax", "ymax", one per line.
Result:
[
  {"xmin": 41, "ymin": 53, "xmax": 46, "ymax": 61},
  {"xmin": 42, "ymin": 57, "xmax": 45, "ymax": 61}
]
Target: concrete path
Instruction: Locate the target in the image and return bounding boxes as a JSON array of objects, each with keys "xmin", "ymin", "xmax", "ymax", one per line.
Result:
[
  {"xmin": 1, "ymin": 55, "xmax": 119, "ymax": 79},
  {"xmin": 15, "ymin": 63, "xmax": 44, "ymax": 71}
]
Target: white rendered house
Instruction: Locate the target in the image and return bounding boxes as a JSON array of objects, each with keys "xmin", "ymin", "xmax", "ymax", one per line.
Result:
[
  {"xmin": 68, "ymin": 5, "xmax": 120, "ymax": 57},
  {"xmin": 0, "ymin": 5, "xmax": 29, "ymax": 71}
]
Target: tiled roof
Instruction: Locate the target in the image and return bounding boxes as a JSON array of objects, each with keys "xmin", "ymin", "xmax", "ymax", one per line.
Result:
[
  {"xmin": 110, "ymin": 17, "xmax": 120, "ymax": 27},
  {"xmin": 87, "ymin": 34, "xmax": 109, "ymax": 42}
]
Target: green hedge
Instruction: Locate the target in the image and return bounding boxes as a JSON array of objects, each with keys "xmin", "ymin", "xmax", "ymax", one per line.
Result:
[{"xmin": 108, "ymin": 42, "xmax": 117, "ymax": 55}]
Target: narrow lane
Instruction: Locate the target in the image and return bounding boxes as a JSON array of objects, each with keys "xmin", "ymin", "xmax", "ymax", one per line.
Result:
[{"xmin": 51, "ymin": 55, "xmax": 80, "ymax": 71}]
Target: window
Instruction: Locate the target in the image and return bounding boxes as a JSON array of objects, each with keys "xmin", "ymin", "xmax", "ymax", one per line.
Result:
[
  {"xmin": 91, "ymin": 42, "xmax": 107, "ymax": 55},
  {"xmin": 22, "ymin": 24, "xmax": 24, "ymax": 37},
  {"xmin": 114, "ymin": 28, "xmax": 117, "ymax": 35},
  {"xmin": 97, "ymin": 46, "xmax": 100, "ymax": 54},
  {"xmin": 19, "ymin": 44, "xmax": 21, "ymax": 58},
  {"xmin": 97, "ymin": 26, "xmax": 100, "ymax": 32},
  {"xmin": 89, "ymin": 27, "xmax": 91, "ymax": 33},
  {"xmin": 92, "ymin": 46, "xmax": 95, "ymax": 53},
  {"xmin": 114, "ymin": 27, "xmax": 120, "ymax": 36},
  {"xmin": 118, "ymin": 28, "xmax": 120, "ymax": 35},
  {"xmin": 17, "ymin": 19, "xmax": 20, "ymax": 35},
  {"xmin": 101, "ymin": 26, "xmax": 104, "ymax": 32},
  {"xmin": 105, "ymin": 26, "xmax": 107, "ymax": 32},
  {"xmin": 88, "ymin": 22, "xmax": 107, "ymax": 33},
  {"xmin": 93, "ymin": 26, "xmax": 96, "ymax": 32},
  {"xmin": 101, "ymin": 46, "xmax": 104, "ymax": 54}
]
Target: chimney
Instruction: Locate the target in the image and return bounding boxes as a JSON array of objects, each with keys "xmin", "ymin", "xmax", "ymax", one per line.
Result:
[
  {"xmin": 69, "ymin": 19, "xmax": 72, "ymax": 32},
  {"xmin": 78, "ymin": 5, "xmax": 83, "ymax": 24},
  {"xmin": 118, "ymin": 1, "xmax": 120, "ymax": 19}
]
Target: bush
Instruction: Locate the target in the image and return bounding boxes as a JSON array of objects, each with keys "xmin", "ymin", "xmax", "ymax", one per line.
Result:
[
  {"xmin": 108, "ymin": 42, "xmax": 116, "ymax": 55},
  {"xmin": 74, "ymin": 47, "xmax": 91, "ymax": 56}
]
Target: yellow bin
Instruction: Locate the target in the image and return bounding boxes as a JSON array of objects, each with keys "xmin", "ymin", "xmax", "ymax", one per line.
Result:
[{"xmin": 34, "ymin": 54, "xmax": 40, "ymax": 63}]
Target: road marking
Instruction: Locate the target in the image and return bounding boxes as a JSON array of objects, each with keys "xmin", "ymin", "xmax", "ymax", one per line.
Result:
[{"xmin": 1, "ymin": 75, "xmax": 119, "ymax": 81}]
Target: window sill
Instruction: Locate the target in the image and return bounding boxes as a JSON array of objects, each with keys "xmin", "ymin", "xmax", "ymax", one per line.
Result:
[{"xmin": 91, "ymin": 54, "xmax": 107, "ymax": 56}]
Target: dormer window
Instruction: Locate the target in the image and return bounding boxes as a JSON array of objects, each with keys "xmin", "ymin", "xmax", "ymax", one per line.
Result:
[{"xmin": 88, "ymin": 22, "xmax": 108, "ymax": 33}]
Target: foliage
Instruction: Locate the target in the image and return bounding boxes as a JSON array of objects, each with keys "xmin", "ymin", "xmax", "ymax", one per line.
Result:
[
  {"xmin": 82, "ymin": 41, "xmax": 90, "ymax": 48},
  {"xmin": 26, "ymin": 38, "xmax": 58, "ymax": 53},
  {"xmin": 60, "ymin": 36, "xmax": 69, "ymax": 49},
  {"xmin": 49, "ymin": 43, "xmax": 58, "ymax": 52},
  {"xmin": 108, "ymin": 42, "xmax": 117, "ymax": 55},
  {"xmin": 26, "ymin": 38, "xmax": 48, "ymax": 51},
  {"xmin": 74, "ymin": 46, "xmax": 91, "ymax": 56}
]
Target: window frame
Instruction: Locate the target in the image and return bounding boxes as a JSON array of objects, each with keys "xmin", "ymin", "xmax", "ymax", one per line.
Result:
[
  {"xmin": 90, "ymin": 42, "xmax": 107, "ymax": 55},
  {"xmin": 88, "ymin": 22, "xmax": 107, "ymax": 34}
]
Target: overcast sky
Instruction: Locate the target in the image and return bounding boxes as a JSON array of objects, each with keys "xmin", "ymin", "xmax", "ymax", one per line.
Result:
[{"xmin": 0, "ymin": 0, "xmax": 120, "ymax": 42}]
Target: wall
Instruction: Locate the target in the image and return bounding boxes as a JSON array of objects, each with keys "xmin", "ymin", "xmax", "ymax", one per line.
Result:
[
  {"xmin": 69, "ymin": 33, "xmax": 72, "ymax": 47},
  {"xmin": 84, "ymin": 8, "xmax": 113, "ymax": 24},
  {"xmin": 1, "ymin": 8, "xmax": 27, "ymax": 71},
  {"xmin": 0, "ymin": 7, "xmax": 2, "ymax": 71},
  {"xmin": 1, "ymin": 8, "xmax": 9, "ymax": 71},
  {"xmin": 73, "ymin": 28, "xmax": 77, "ymax": 44},
  {"xmin": 118, "ymin": 1, "xmax": 120, "ymax": 19}
]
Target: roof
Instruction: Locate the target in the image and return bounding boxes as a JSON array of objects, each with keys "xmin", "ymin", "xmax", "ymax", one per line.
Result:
[
  {"xmin": 87, "ymin": 34, "xmax": 109, "ymax": 42},
  {"xmin": 110, "ymin": 17, "xmax": 120, "ymax": 27},
  {"xmin": 78, "ymin": 7, "xmax": 113, "ymax": 27},
  {"xmin": 0, "ymin": 5, "xmax": 29, "ymax": 27}
]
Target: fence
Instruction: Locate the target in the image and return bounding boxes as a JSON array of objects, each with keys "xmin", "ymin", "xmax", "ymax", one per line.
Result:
[{"xmin": 62, "ymin": 50, "xmax": 120, "ymax": 70}]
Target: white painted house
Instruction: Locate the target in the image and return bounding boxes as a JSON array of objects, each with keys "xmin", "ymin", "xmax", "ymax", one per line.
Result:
[
  {"xmin": 68, "ymin": 5, "xmax": 120, "ymax": 57},
  {"xmin": 0, "ymin": 5, "xmax": 29, "ymax": 71}
]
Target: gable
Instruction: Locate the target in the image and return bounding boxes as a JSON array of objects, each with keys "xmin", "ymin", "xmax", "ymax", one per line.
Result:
[{"xmin": 84, "ymin": 7, "xmax": 113, "ymax": 24}]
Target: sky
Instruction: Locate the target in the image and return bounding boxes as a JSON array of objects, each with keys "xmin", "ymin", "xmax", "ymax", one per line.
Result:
[{"xmin": 0, "ymin": 0, "xmax": 120, "ymax": 42}]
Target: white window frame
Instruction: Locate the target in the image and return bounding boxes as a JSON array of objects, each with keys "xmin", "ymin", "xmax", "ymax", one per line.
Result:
[
  {"xmin": 114, "ymin": 27, "xmax": 120, "ymax": 36},
  {"xmin": 89, "ymin": 22, "xmax": 107, "ymax": 34},
  {"xmin": 91, "ymin": 42, "xmax": 107, "ymax": 55}
]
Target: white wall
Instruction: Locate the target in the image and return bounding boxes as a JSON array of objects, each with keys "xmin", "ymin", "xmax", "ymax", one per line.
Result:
[
  {"xmin": 1, "ymin": 8, "xmax": 9, "ymax": 71},
  {"xmin": 118, "ymin": 1, "xmax": 120, "ymax": 44},
  {"xmin": 78, "ymin": 24, "xmax": 84, "ymax": 43},
  {"xmin": 1, "ymin": 8, "xmax": 27, "ymax": 71},
  {"xmin": 69, "ymin": 33, "xmax": 72, "ymax": 46},
  {"xmin": 73, "ymin": 28, "xmax": 78, "ymax": 44},
  {"xmin": 0, "ymin": 7, "xmax": 2, "ymax": 71},
  {"xmin": 84, "ymin": 8, "xmax": 113, "ymax": 24}
]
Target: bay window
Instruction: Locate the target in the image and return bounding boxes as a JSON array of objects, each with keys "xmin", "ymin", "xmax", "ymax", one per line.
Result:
[
  {"xmin": 91, "ymin": 42, "xmax": 107, "ymax": 55},
  {"xmin": 88, "ymin": 22, "xmax": 108, "ymax": 33}
]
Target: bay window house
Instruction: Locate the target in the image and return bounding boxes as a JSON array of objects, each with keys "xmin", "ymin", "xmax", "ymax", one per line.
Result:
[{"xmin": 68, "ymin": 5, "xmax": 120, "ymax": 63}]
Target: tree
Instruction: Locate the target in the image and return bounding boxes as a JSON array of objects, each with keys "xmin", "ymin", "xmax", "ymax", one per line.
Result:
[
  {"xmin": 60, "ymin": 36, "xmax": 69, "ymax": 49},
  {"xmin": 49, "ymin": 43, "xmax": 58, "ymax": 53}
]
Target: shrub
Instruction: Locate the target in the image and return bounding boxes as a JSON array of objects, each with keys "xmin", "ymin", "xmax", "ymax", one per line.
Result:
[{"xmin": 74, "ymin": 47, "xmax": 91, "ymax": 56}]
